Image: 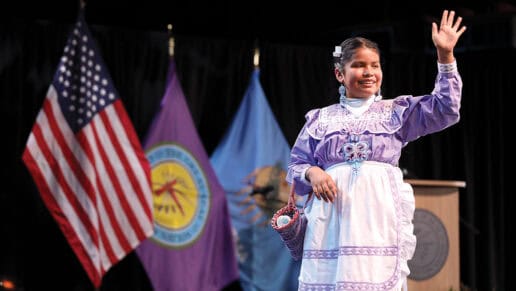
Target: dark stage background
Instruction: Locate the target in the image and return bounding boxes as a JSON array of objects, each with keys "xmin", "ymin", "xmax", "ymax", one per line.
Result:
[{"xmin": 1, "ymin": 1, "xmax": 512, "ymax": 290}]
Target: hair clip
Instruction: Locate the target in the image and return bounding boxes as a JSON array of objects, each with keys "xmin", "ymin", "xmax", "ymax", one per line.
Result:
[{"xmin": 333, "ymin": 46, "xmax": 342, "ymax": 57}]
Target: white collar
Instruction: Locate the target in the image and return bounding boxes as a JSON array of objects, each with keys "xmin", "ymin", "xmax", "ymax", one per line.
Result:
[{"xmin": 341, "ymin": 95, "xmax": 375, "ymax": 116}]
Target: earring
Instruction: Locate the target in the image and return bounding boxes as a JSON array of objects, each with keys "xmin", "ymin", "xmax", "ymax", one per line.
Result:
[
  {"xmin": 374, "ymin": 88, "xmax": 382, "ymax": 101},
  {"xmin": 339, "ymin": 84, "xmax": 347, "ymax": 106},
  {"xmin": 339, "ymin": 84, "xmax": 346, "ymax": 96}
]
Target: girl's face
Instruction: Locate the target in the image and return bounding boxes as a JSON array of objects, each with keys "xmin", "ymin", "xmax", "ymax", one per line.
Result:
[{"xmin": 335, "ymin": 47, "xmax": 382, "ymax": 99}]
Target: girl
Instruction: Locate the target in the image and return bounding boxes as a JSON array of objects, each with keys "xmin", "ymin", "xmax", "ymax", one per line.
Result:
[{"xmin": 286, "ymin": 10, "xmax": 466, "ymax": 291}]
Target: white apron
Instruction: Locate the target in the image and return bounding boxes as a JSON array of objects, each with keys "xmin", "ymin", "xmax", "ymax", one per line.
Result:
[{"xmin": 298, "ymin": 161, "xmax": 416, "ymax": 291}]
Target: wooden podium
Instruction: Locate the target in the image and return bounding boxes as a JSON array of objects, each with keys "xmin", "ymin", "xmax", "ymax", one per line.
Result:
[{"xmin": 404, "ymin": 179, "xmax": 465, "ymax": 291}]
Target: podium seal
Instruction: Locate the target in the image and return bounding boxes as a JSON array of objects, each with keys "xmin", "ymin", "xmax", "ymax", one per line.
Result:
[{"xmin": 408, "ymin": 208, "xmax": 449, "ymax": 280}]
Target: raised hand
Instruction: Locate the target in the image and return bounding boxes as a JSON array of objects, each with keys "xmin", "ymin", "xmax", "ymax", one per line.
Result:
[{"xmin": 431, "ymin": 10, "xmax": 467, "ymax": 63}]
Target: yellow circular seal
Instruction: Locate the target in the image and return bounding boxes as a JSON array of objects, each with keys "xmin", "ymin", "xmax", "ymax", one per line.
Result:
[
  {"xmin": 152, "ymin": 161, "xmax": 198, "ymax": 229},
  {"xmin": 146, "ymin": 142, "xmax": 210, "ymax": 248}
]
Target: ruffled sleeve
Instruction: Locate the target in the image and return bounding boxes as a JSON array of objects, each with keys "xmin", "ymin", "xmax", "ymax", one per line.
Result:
[{"xmin": 395, "ymin": 62, "xmax": 462, "ymax": 144}]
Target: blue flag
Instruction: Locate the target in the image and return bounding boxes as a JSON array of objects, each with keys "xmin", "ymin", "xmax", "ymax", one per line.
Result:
[
  {"xmin": 136, "ymin": 60, "xmax": 239, "ymax": 291},
  {"xmin": 210, "ymin": 68, "xmax": 300, "ymax": 291}
]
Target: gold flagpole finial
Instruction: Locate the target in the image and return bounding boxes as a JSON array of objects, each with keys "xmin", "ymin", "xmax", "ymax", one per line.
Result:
[
  {"xmin": 167, "ymin": 24, "xmax": 174, "ymax": 57},
  {"xmin": 253, "ymin": 46, "xmax": 260, "ymax": 68}
]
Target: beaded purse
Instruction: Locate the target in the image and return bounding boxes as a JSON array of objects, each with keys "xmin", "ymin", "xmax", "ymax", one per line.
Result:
[{"xmin": 271, "ymin": 182, "xmax": 307, "ymax": 261}]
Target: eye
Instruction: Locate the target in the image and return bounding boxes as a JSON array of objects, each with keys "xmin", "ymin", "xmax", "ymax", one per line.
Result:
[{"xmin": 350, "ymin": 62, "xmax": 366, "ymax": 68}]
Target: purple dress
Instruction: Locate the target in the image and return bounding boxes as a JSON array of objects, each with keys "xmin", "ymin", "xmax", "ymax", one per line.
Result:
[{"xmin": 287, "ymin": 62, "xmax": 462, "ymax": 291}]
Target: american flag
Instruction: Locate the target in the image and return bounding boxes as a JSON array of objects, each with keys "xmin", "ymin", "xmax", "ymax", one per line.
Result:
[{"xmin": 22, "ymin": 12, "xmax": 153, "ymax": 288}]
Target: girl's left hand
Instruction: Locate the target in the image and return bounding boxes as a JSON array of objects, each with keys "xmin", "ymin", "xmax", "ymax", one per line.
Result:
[{"xmin": 432, "ymin": 10, "xmax": 467, "ymax": 54}]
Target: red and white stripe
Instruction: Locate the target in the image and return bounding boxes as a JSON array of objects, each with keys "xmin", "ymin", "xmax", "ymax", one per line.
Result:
[{"xmin": 23, "ymin": 85, "xmax": 153, "ymax": 287}]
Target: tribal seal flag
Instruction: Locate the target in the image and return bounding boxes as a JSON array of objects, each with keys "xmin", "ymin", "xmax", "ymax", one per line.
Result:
[
  {"xmin": 147, "ymin": 143, "xmax": 210, "ymax": 248},
  {"xmin": 136, "ymin": 60, "xmax": 238, "ymax": 291}
]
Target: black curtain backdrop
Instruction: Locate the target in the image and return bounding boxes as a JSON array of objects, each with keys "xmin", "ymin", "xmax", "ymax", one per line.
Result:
[{"xmin": 0, "ymin": 16, "xmax": 509, "ymax": 291}]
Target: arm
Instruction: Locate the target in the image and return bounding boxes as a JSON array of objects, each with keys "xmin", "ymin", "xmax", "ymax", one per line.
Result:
[
  {"xmin": 395, "ymin": 10, "xmax": 466, "ymax": 143},
  {"xmin": 395, "ymin": 64, "xmax": 462, "ymax": 143},
  {"xmin": 287, "ymin": 117, "xmax": 337, "ymax": 202},
  {"xmin": 286, "ymin": 124, "xmax": 316, "ymax": 195}
]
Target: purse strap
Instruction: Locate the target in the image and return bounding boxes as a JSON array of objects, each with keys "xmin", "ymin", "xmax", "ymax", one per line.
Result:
[
  {"xmin": 287, "ymin": 181, "xmax": 296, "ymax": 208},
  {"xmin": 288, "ymin": 181, "xmax": 313, "ymax": 209}
]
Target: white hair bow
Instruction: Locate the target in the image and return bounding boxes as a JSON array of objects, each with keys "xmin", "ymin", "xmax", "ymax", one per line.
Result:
[{"xmin": 333, "ymin": 46, "xmax": 342, "ymax": 57}]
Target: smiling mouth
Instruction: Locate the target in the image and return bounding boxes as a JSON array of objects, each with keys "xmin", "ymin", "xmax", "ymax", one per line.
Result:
[
  {"xmin": 359, "ymin": 79, "xmax": 375, "ymax": 85},
  {"xmin": 359, "ymin": 80, "xmax": 376, "ymax": 87}
]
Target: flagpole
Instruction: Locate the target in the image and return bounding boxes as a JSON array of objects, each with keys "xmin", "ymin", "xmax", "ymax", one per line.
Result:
[
  {"xmin": 79, "ymin": 0, "xmax": 86, "ymax": 9},
  {"xmin": 77, "ymin": 0, "xmax": 86, "ymax": 17},
  {"xmin": 167, "ymin": 24, "xmax": 175, "ymax": 58}
]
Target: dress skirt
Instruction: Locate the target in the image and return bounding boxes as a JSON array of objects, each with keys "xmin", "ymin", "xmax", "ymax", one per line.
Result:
[{"xmin": 298, "ymin": 161, "xmax": 417, "ymax": 291}]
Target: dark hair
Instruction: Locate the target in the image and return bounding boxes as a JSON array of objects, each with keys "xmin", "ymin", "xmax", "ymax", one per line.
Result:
[{"xmin": 334, "ymin": 37, "xmax": 380, "ymax": 72}]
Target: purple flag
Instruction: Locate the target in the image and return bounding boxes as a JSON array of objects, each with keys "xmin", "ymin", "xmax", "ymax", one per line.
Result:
[{"xmin": 136, "ymin": 60, "xmax": 239, "ymax": 291}]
